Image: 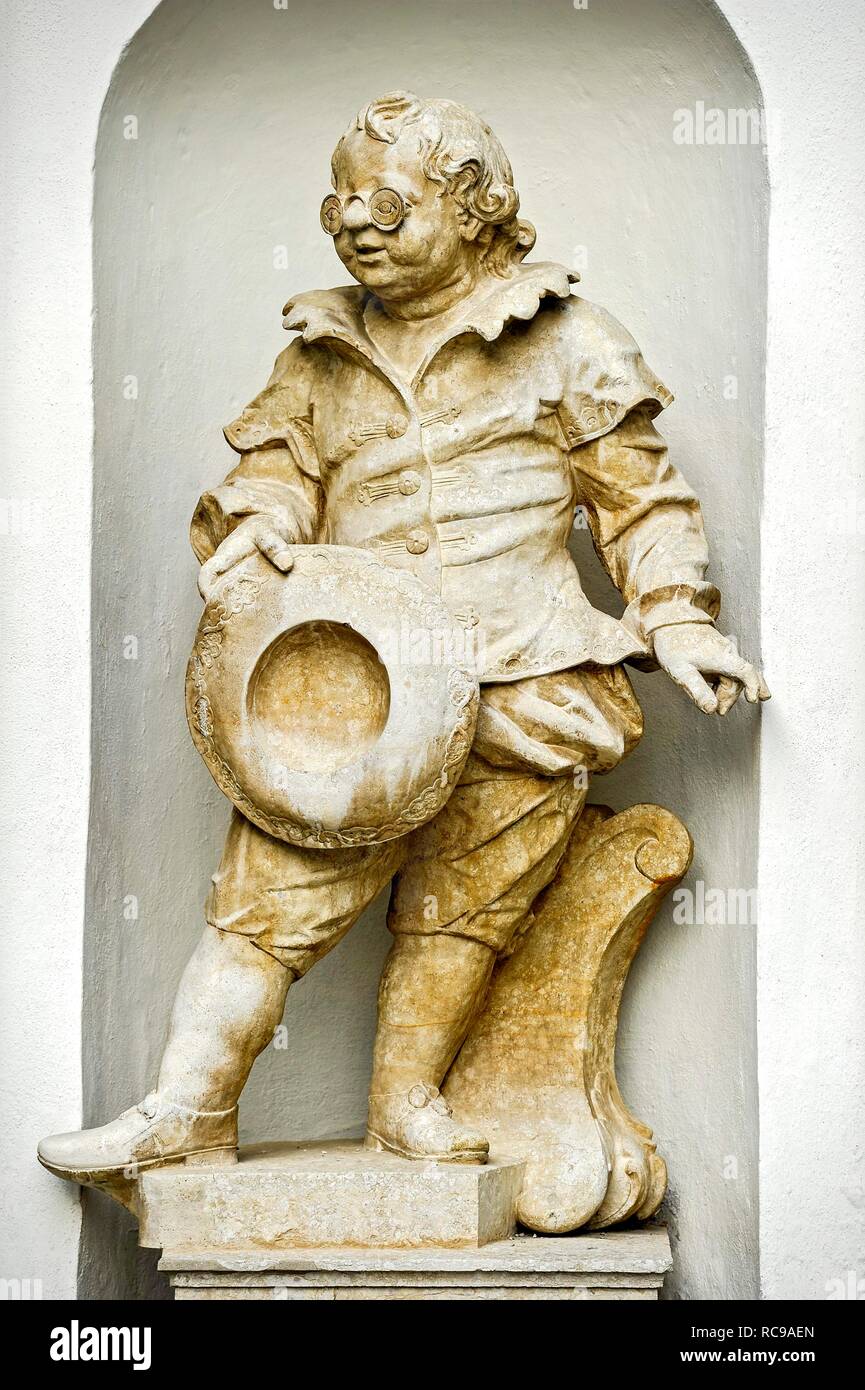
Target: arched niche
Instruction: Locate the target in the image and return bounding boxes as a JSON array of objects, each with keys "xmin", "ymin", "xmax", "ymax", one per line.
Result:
[{"xmin": 84, "ymin": 0, "xmax": 766, "ymax": 1299}]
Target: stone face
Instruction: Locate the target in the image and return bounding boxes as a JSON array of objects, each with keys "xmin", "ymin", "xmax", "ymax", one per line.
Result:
[
  {"xmin": 160, "ymin": 1228, "xmax": 672, "ymax": 1301},
  {"xmin": 139, "ymin": 1141, "xmax": 525, "ymax": 1252}
]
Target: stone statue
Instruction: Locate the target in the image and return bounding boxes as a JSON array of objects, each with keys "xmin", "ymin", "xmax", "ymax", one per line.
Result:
[{"xmin": 38, "ymin": 91, "xmax": 768, "ymax": 1235}]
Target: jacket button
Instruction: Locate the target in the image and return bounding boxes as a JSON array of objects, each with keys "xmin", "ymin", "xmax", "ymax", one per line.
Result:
[
  {"xmin": 399, "ymin": 470, "xmax": 422, "ymax": 495},
  {"xmin": 405, "ymin": 529, "xmax": 430, "ymax": 555},
  {"xmin": 386, "ymin": 417, "xmax": 407, "ymax": 438}
]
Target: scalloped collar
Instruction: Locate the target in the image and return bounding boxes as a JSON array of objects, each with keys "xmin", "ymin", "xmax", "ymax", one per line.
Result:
[{"xmin": 281, "ymin": 262, "xmax": 579, "ymax": 378}]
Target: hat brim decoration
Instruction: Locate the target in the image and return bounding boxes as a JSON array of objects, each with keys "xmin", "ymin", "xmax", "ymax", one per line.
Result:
[{"xmin": 186, "ymin": 546, "xmax": 479, "ymax": 848}]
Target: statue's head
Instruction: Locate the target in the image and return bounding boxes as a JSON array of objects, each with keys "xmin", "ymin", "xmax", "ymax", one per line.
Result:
[{"xmin": 324, "ymin": 91, "xmax": 536, "ymax": 302}]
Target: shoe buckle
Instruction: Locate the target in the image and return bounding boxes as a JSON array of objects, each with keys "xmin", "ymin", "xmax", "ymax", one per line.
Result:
[
  {"xmin": 407, "ymin": 1083, "xmax": 451, "ymax": 1117},
  {"xmin": 138, "ymin": 1094, "xmax": 160, "ymax": 1121}
]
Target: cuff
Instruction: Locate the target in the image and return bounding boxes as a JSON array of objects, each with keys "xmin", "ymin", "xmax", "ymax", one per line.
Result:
[
  {"xmin": 621, "ymin": 582, "xmax": 721, "ymax": 653},
  {"xmin": 190, "ymin": 482, "xmax": 299, "ymax": 564}
]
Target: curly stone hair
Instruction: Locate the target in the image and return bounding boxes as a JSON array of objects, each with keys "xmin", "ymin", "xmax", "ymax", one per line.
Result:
[{"xmin": 332, "ymin": 91, "xmax": 536, "ymax": 278}]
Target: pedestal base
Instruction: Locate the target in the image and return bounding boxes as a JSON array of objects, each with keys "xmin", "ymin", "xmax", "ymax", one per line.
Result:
[
  {"xmin": 139, "ymin": 1140, "xmax": 525, "ymax": 1252},
  {"xmin": 161, "ymin": 1229, "xmax": 672, "ymax": 1300},
  {"xmin": 138, "ymin": 1140, "xmax": 670, "ymax": 1300}
]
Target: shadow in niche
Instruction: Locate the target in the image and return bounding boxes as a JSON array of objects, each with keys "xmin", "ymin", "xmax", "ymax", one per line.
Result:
[
  {"xmin": 78, "ymin": 1189, "xmax": 168, "ymax": 1302},
  {"xmin": 83, "ymin": 0, "xmax": 765, "ymax": 1301}
]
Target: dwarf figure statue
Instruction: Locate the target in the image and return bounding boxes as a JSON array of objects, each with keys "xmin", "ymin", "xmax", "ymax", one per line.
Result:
[{"xmin": 39, "ymin": 91, "xmax": 767, "ymax": 1186}]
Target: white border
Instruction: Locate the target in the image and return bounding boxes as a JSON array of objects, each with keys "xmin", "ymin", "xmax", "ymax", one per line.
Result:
[{"xmin": 1, "ymin": 0, "xmax": 863, "ymax": 1298}]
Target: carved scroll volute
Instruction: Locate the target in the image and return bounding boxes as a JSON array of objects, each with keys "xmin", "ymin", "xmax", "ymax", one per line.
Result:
[
  {"xmin": 583, "ymin": 806, "xmax": 692, "ymax": 1229},
  {"xmin": 443, "ymin": 802, "xmax": 692, "ymax": 1234}
]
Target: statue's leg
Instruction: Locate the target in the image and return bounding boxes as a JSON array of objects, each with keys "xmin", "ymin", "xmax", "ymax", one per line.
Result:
[
  {"xmin": 155, "ymin": 925, "xmax": 293, "ymax": 1112},
  {"xmin": 35, "ymin": 926, "xmax": 279, "ymax": 1204},
  {"xmin": 366, "ymin": 757, "xmax": 586, "ymax": 1162},
  {"xmin": 445, "ymin": 803, "xmax": 691, "ymax": 1232},
  {"xmin": 37, "ymin": 811, "xmax": 401, "ymax": 1200},
  {"xmin": 438, "ymin": 663, "xmax": 679, "ymax": 1231},
  {"xmin": 367, "ymin": 935, "xmax": 496, "ymax": 1162}
]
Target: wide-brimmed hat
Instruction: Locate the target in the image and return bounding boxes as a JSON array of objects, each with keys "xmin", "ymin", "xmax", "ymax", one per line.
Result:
[{"xmin": 186, "ymin": 546, "xmax": 480, "ymax": 848}]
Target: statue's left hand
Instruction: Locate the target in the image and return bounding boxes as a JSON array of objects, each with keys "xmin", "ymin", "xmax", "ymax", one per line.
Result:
[{"xmin": 653, "ymin": 623, "xmax": 771, "ymax": 716}]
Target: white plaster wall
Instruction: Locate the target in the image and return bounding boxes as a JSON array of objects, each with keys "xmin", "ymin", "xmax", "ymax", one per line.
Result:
[
  {"xmin": 0, "ymin": 0, "xmax": 161, "ymax": 1301},
  {"xmin": 84, "ymin": 0, "xmax": 764, "ymax": 1300},
  {"xmin": 721, "ymin": 0, "xmax": 865, "ymax": 1301}
]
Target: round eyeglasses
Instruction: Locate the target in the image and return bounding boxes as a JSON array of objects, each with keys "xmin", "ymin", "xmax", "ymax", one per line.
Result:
[{"xmin": 320, "ymin": 188, "xmax": 408, "ymax": 236}]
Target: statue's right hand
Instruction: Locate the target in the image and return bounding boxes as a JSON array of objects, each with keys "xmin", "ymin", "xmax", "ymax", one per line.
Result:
[{"xmin": 198, "ymin": 515, "xmax": 297, "ymax": 600}]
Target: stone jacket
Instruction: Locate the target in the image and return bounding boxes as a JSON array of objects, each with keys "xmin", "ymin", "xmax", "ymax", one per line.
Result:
[{"xmin": 191, "ymin": 261, "xmax": 720, "ymax": 683}]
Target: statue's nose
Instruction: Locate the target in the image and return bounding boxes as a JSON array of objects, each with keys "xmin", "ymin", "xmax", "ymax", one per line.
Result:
[{"xmin": 342, "ymin": 197, "xmax": 370, "ymax": 232}]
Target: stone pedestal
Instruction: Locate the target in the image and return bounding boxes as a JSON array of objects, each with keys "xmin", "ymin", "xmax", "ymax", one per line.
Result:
[
  {"xmin": 139, "ymin": 1140, "xmax": 671, "ymax": 1300},
  {"xmin": 160, "ymin": 1231, "xmax": 671, "ymax": 1300},
  {"xmin": 139, "ymin": 1140, "xmax": 525, "ymax": 1252}
]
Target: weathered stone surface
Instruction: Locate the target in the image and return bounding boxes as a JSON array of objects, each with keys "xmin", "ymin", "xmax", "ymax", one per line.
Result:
[
  {"xmin": 186, "ymin": 548, "xmax": 479, "ymax": 848},
  {"xmin": 174, "ymin": 1286, "xmax": 658, "ymax": 1301},
  {"xmin": 38, "ymin": 89, "xmax": 768, "ymax": 1270},
  {"xmin": 444, "ymin": 803, "xmax": 692, "ymax": 1233},
  {"xmin": 139, "ymin": 1141, "xmax": 524, "ymax": 1251},
  {"xmin": 160, "ymin": 1227, "xmax": 672, "ymax": 1301}
]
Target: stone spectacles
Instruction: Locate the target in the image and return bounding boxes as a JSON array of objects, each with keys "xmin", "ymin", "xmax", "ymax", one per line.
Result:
[{"xmin": 320, "ymin": 188, "xmax": 408, "ymax": 236}]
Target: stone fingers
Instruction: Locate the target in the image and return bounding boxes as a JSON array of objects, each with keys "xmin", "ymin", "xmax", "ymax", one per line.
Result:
[
  {"xmin": 668, "ymin": 661, "xmax": 718, "ymax": 715},
  {"xmin": 198, "ymin": 519, "xmax": 295, "ymax": 600}
]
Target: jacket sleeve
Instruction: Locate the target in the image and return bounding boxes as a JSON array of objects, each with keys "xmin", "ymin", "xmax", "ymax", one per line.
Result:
[
  {"xmin": 569, "ymin": 405, "xmax": 721, "ymax": 653},
  {"xmin": 190, "ymin": 339, "xmax": 324, "ymax": 564}
]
